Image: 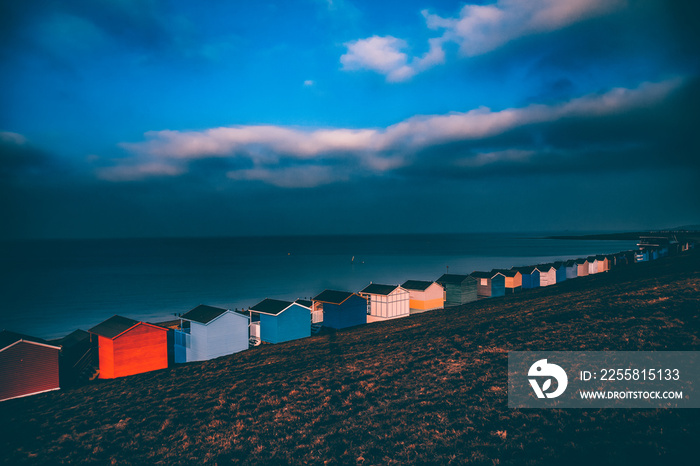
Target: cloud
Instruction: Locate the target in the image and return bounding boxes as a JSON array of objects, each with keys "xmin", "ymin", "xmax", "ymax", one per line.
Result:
[
  {"xmin": 343, "ymin": 0, "xmax": 626, "ymax": 81},
  {"xmin": 99, "ymin": 78, "xmax": 684, "ymax": 186}
]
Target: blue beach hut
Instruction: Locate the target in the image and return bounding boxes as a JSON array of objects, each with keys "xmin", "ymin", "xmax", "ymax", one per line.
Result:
[
  {"xmin": 512, "ymin": 266, "xmax": 540, "ymax": 289},
  {"xmin": 174, "ymin": 305, "xmax": 249, "ymax": 363},
  {"xmin": 249, "ymin": 299, "xmax": 311, "ymax": 344},
  {"xmin": 312, "ymin": 290, "xmax": 368, "ymax": 330},
  {"xmin": 552, "ymin": 262, "xmax": 567, "ymax": 283},
  {"xmin": 471, "ymin": 271, "xmax": 506, "ymax": 299}
]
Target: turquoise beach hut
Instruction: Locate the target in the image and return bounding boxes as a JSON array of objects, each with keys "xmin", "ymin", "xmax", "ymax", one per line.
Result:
[
  {"xmin": 312, "ymin": 290, "xmax": 367, "ymax": 330},
  {"xmin": 174, "ymin": 305, "xmax": 249, "ymax": 363},
  {"xmin": 471, "ymin": 271, "xmax": 506, "ymax": 299},
  {"xmin": 249, "ymin": 299, "xmax": 311, "ymax": 344},
  {"xmin": 436, "ymin": 274, "xmax": 478, "ymax": 306}
]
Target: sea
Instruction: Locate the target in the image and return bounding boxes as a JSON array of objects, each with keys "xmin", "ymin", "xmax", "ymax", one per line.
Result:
[{"xmin": 0, "ymin": 233, "xmax": 638, "ymax": 340}]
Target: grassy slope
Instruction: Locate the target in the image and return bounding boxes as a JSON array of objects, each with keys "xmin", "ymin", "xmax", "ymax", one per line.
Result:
[{"xmin": 1, "ymin": 252, "xmax": 699, "ymax": 465}]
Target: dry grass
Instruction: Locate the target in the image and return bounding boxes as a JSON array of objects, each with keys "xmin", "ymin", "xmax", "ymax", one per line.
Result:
[{"xmin": 1, "ymin": 252, "xmax": 699, "ymax": 464}]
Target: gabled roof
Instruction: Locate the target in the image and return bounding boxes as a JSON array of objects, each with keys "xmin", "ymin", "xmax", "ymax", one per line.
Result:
[
  {"xmin": 471, "ymin": 271, "xmax": 500, "ymax": 279},
  {"xmin": 313, "ymin": 289, "xmax": 357, "ymax": 305},
  {"xmin": 575, "ymin": 258, "xmax": 589, "ymax": 264},
  {"xmin": 180, "ymin": 304, "xmax": 229, "ymax": 325},
  {"xmin": 0, "ymin": 330, "xmax": 61, "ymax": 352},
  {"xmin": 535, "ymin": 264, "xmax": 555, "ymax": 272},
  {"xmin": 512, "ymin": 266, "xmax": 539, "ymax": 274},
  {"xmin": 295, "ymin": 299, "xmax": 313, "ymax": 308},
  {"xmin": 436, "ymin": 273, "xmax": 472, "ymax": 284},
  {"xmin": 360, "ymin": 283, "xmax": 401, "ymax": 296},
  {"xmin": 493, "ymin": 269, "xmax": 519, "ymax": 278},
  {"xmin": 249, "ymin": 298, "xmax": 297, "ymax": 316},
  {"xmin": 49, "ymin": 329, "xmax": 89, "ymax": 348},
  {"xmin": 89, "ymin": 315, "xmax": 140, "ymax": 339},
  {"xmin": 401, "ymin": 280, "xmax": 436, "ymax": 291},
  {"xmin": 564, "ymin": 259, "xmax": 578, "ymax": 267}
]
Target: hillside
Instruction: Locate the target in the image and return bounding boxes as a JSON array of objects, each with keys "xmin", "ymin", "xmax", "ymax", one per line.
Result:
[{"xmin": 1, "ymin": 251, "xmax": 699, "ymax": 464}]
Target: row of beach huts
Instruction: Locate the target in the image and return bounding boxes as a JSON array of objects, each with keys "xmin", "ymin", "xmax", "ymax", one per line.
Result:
[{"xmin": 1, "ymin": 237, "xmax": 694, "ymax": 402}]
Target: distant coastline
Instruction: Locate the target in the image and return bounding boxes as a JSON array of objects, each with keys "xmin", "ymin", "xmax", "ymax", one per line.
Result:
[{"xmin": 547, "ymin": 230, "xmax": 700, "ymax": 241}]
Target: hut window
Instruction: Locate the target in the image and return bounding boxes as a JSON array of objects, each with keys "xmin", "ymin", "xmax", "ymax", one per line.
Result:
[{"xmin": 480, "ymin": 279, "xmax": 487, "ymax": 286}]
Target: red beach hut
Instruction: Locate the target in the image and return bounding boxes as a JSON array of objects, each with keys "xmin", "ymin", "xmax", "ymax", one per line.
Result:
[
  {"xmin": 0, "ymin": 330, "xmax": 61, "ymax": 402},
  {"xmin": 89, "ymin": 315, "xmax": 169, "ymax": 379}
]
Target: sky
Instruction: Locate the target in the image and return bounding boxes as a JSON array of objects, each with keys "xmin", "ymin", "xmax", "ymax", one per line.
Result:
[{"xmin": 1, "ymin": 0, "xmax": 699, "ymax": 239}]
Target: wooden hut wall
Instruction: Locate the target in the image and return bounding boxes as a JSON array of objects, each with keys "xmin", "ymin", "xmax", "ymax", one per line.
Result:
[
  {"xmin": 186, "ymin": 312, "xmax": 249, "ymax": 362},
  {"xmin": 259, "ymin": 304, "xmax": 311, "ymax": 344},
  {"xmin": 476, "ymin": 277, "xmax": 492, "ymax": 299},
  {"xmin": 491, "ymin": 274, "xmax": 506, "ymax": 297},
  {"xmin": 407, "ymin": 283, "xmax": 444, "ymax": 311},
  {"xmin": 555, "ymin": 266, "xmax": 567, "ymax": 283},
  {"xmin": 0, "ymin": 341, "xmax": 61, "ymax": 402},
  {"xmin": 366, "ymin": 289, "xmax": 410, "ymax": 322},
  {"xmin": 323, "ymin": 295, "xmax": 368, "ymax": 329},
  {"xmin": 98, "ymin": 323, "xmax": 168, "ymax": 379},
  {"xmin": 539, "ymin": 268, "xmax": 557, "ymax": 287},
  {"xmin": 458, "ymin": 277, "xmax": 478, "ymax": 304},
  {"xmin": 565, "ymin": 262, "xmax": 578, "ymax": 279}
]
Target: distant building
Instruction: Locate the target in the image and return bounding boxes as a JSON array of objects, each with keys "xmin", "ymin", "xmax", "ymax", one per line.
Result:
[
  {"xmin": 89, "ymin": 315, "xmax": 169, "ymax": 379},
  {"xmin": 401, "ymin": 280, "xmax": 445, "ymax": 312},
  {"xmin": 435, "ymin": 274, "xmax": 478, "ymax": 306},
  {"xmin": 174, "ymin": 305, "xmax": 249, "ymax": 363},
  {"xmin": 360, "ymin": 284, "xmax": 410, "ymax": 323},
  {"xmin": 249, "ymin": 299, "xmax": 311, "ymax": 344},
  {"xmin": 1, "ymin": 330, "xmax": 61, "ymax": 402},
  {"xmin": 312, "ymin": 290, "xmax": 368, "ymax": 329},
  {"xmin": 471, "ymin": 271, "xmax": 506, "ymax": 299}
]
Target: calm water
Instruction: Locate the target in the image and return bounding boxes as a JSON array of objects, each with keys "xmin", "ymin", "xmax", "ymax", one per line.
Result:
[{"xmin": 0, "ymin": 233, "xmax": 637, "ymax": 339}]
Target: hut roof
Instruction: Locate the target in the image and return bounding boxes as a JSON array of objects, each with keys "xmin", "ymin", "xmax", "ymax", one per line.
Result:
[
  {"xmin": 401, "ymin": 280, "xmax": 435, "ymax": 291},
  {"xmin": 361, "ymin": 283, "xmax": 400, "ymax": 296},
  {"xmin": 436, "ymin": 274, "xmax": 471, "ymax": 284},
  {"xmin": 512, "ymin": 266, "xmax": 538, "ymax": 274},
  {"xmin": 295, "ymin": 299, "xmax": 313, "ymax": 308},
  {"xmin": 535, "ymin": 264, "xmax": 555, "ymax": 272},
  {"xmin": 1, "ymin": 330, "xmax": 61, "ymax": 352},
  {"xmin": 89, "ymin": 315, "xmax": 140, "ymax": 339},
  {"xmin": 313, "ymin": 290, "xmax": 356, "ymax": 305},
  {"xmin": 493, "ymin": 269, "xmax": 519, "ymax": 277},
  {"xmin": 471, "ymin": 271, "xmax": 500, "ymax": 279},
  {"xmin": 180, "ymin": 305, "xmax": 229, "ymax": 325},
  {"xmin": 565, "ymin": 259, "xmax": 578, "ymax": 266},
  {"xmin": 49, "ymin": 329, "xmax": 89, "ymax": 348},
  {"xmin": 249, "ymin": 298, "xmax": 295, "ymax": 316}
]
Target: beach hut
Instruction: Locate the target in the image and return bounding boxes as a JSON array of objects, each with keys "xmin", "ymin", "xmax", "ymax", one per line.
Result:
[
  {"xmin": 89, "ymin": 315, "xmax": 169, "ymax": 379},
  {"xmin": 360, "ymin": 284, "xmax": 410, "ymax": 323},
  {"xmin": 248, "ymin": 299, "xmax": 311, "ymax": 344},
  {"xmin": 174, "ymin": 305, "xmax": 249, "ymax": 363},
  {"xmin": 435, "ymin": 274, "xmax": 478, "ymax": 306},
  {"xmin": 536, "ymin": 264, "xmax": 557, "ymax": 286},
  {"xmin": 552, "ymin": 262, "xmax": 567, "ymax": 283},
  {"xmin": 564, "ymin": 260, "xmax": 578, "ymax": 279},
  {"xmin": 312, "ymin": 290, "xmax": 368, "ymax": 329},
  {"xmin": 471, "ymin": 271, "xmax": 506, "ymax": 299},
  {"xmin": 401, "ymin": 280, "xmax": 445, "ymax": 313},
  {"xmin": 587, "ymin": 256, "xmax": 600, "ymax": 274},
  {"xmin": 596, "ymin": 255, "xmax": 610, "ymax": 273},
  {"xmin": 512, "ymin": 266, "xmax": 540, "ymax": 289},
  {"xmin": 493, "ymin": 270, "xmax": 522, "ymax": 294},
  {"xmin": 575, "ymin": 259, "xmax": 589, "ymax": 277},
  {"xmin": 1, "ymin": 330, "xmax": 61, "ymax": 402},
  {"xmin": 51, "ymin": 329, "xmax": 97, "ymax": 388}
]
